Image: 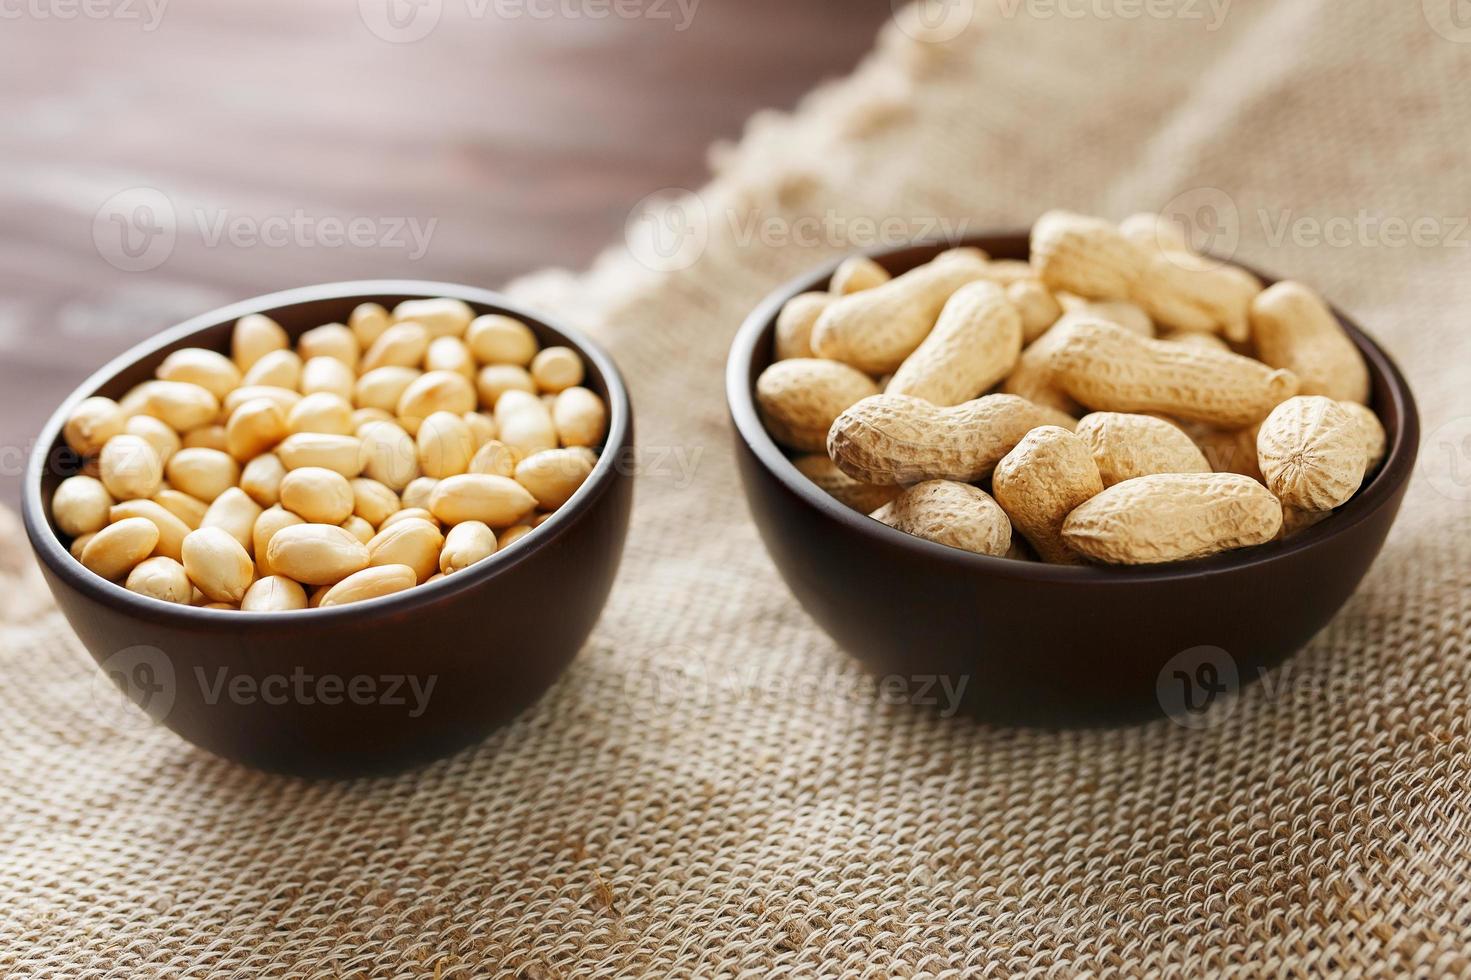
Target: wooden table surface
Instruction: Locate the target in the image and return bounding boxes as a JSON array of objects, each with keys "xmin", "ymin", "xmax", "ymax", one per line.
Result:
[{"xmin": 0, "ymin": 0, "xmax": 892, "ymax": 506}]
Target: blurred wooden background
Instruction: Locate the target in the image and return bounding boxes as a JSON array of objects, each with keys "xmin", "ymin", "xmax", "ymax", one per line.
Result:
[{"xmin": 0, "ymin": 0, "xmax": 892, "ymax": 505}]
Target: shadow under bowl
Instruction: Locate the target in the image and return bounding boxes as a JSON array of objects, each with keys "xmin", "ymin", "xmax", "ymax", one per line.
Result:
[
  {"xmin": 23, "ymin": 281, "xmax": 634, "ymax": 776},
  {"xmin": 727, "ymin": 234, "xmax": 1418, "ymax": 726}
]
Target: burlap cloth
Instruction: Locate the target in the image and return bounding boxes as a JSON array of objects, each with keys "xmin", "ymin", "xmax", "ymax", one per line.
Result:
[{"xmin": 4, "ymin": 3, "xmax": 1470, "ymax": 976}]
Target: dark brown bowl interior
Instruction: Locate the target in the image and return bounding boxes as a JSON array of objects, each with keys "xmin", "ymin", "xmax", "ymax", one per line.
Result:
[
  {"xmin": 23, "ymin": 281, "xmax": 634, "ymax": 776},
  {"xmin": 727, "ymin": 234, "xmax": 1419, "ymax": 726}
]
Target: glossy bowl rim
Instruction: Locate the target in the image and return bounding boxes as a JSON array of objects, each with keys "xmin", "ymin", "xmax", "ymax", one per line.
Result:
[
  {"xmin": 22, "ymin": 280, "xmax": 632, "ymax": 625},
  {"xmin": 726, "ymin": 233, "xmax": 1421, "ymax": 585}
]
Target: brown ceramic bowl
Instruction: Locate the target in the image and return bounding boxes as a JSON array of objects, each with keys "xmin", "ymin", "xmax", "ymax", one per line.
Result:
[
  {"xmin": 728, "ymin": 234, "xmax": 1419, "ymax": 725},
  {"xmin": 23, "ymin": 282, "xmax": 633, "ymax": 776}
]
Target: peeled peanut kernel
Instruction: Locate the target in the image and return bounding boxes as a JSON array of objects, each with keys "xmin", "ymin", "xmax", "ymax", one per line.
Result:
[
  {"xmin": 756, "ymin": 359, "xmax": 879, "ymax": 452},
  {"xmin": 340, "ymin": 514, "xmax": 375, "ymax": 544},
  {"xmin": 153, "ymin": 489, "xmax": 209, "ymax": 529},
  {"xmin": 463, "ymin": 411, "xmax": 497, "ymax": 450},
  {"xmin": 239, "ymin": 452, "xmax": 287, "ymax": 507},
  {"xmin": 529, "ymin": 346, "xmax": 584, "ymax": 394},
  {"xmin": 243, "ymin": 349, "xmax": 303, "ymax": 391},
  {"xmin": 182, "ymin": 526, "xmax": 255, "ymax": 602},
  {"xmin": 70, "ymin": 533, "xmax": 95, "ymax": 560},
  {"xmin": 100, "ymin": 434, "xmax": 165, "ymax": 501},
  {"xmin": 1006, "ymin": 279, "xmax": 1064, "ymax": 344},
  {"xmin": 134, "ymin": 381, "xmax": 221, "ymax": 433},
  {"xmin": 440, "ymin": 520, "xmax": 497, "ymax": 574},
  {"xmin": 354, "ymin": 366, "xmax": 422, "ymax": 413},
  {"xmin": 201, "ymin": 487, "xmax": 263, "ymax": 554},
  {"xmin": 887, "ymin": 280, "xmax": 1022, "ymax": 407},
  {"xmin": 494, "ymin": 389, "xmax": 558, "ymax": 459},
  {"xmin": 166, "ymin": 447, "xmax": 240, "ymax": 502},
  {"xmin": 231, "ymin": 313, "xmax": 289, "ymax": 372},
  {"xmin": 774, "ymin": 292, "xmax": 835, "ymax": 361},
  {"xmin": 792, "ymin": 454, "xmax": 899, "ymax": 514},
  {"xmin": 426, "ymin": 336, "xmax": 476, "ymax": 379},
  {"xmin": 182, "ymin": 425, "xmax": 229, "ymax": 452},
  {"xmin": 498, "ymin": 524, "xmax": 533, "ymax": 548},
  {"xmin": 514, "ymin": 448, "xmax": 595, "ymax": 511},
  {"xmin": 1062, "ymin": 473, "xmax": 1284, "ymax": 565},
  {"xmin": 1050, "ymin": 318, "xmax": 1298, "ymax": 428},
  {"xmin": 871, "ymin": 480, "xmax": 1011, "ymax": 557},
  {"xmin": 1256, "ymin": 396, "xmax": 1370, "ymax": 513},
  {"xmin": 381, "ymin": 507, "xmax": 437, "ymax": 530},
  {"xmin": 1030, "ymin": 210, "xmax": 1145, "ymax": 302},
  {"xmin": 64, "ymin": 396, "xmax": 127, "ymax": 456},
  {"xmin": 993, "ymin": 426, "xmax": 1104, "ymax": 564},
  {"xmin": 125, "ymin": 556, "xmax": 193, "ymax": 604},
  {"xmin": 392, "ymin": 298, "xmax": 474, "ymax": 337},
  {"xmin": 361, "ymin": 322, "xmax": 430, "ymax": 372},
  {"xmin": 352, "ymin": 407, "xmax": 394, "ymax": 432},
  {"xmin": 813, "ymin": 252, "xmax": 990, "ymax": 374},
  {"xmin": 1073, "ymin": 412, "xmax": 1211, "ymax": 487},
  {"xmin": 253, "ymin": 506, "xmax": 304, "ymax": 576},
  {"xmin": 82, "ymin": 517, "xmax": 159, "ymax": 580},
  {"xmin": 297, "ymin": 323, "xmax": 359, "ymax": 369},
  {"xmin": 552, "ymin": 387, "xmax": 607, "ymax": 448},
  {"xmin": 366, "ymin": 517, "xmax": 444, "ymax": 582},
  {"xmin": 158, "ymin": 348, "xmax": 241, "ymax": 401},
  {"xmin": 349, "ymin": 302, "xmax": 391, "ymax": 349},
  {"xmin": 476, "ymin": 364, "xmax": 537, "ymax": 408},
  {"xmin": 351, "ymin": 478, "xmax": 401, "ymax": 527},
  {"xmin": 829, "ymin": 393, "xmax": 1072, "ymax": 485},
  {"xmin": 1250, "ymin": 281, "xmax": 1370, "ymax": 404},
  {"xmin": 52, "ymin": 475, "xmax": 114, "ymax": 537},
  {"xmin": 224, "ymin": 385, "xmax": 301, "ymax": 417},
  {"xmin": 468, "ymin": 439, "xmax": 518, "ymax": 478},
  {"xmin": 400, "ymin": 477, "xmax": 439, "ymax": 511},
  {"xmin": 319, "ymin": 564, "xmax": 418, "ymax": 607},
  {"xmin": 830, "ymin": 255, "xmax": 891, "ymax": 294},
  {"xmin": 279, "ymin": 466, "xmax": 355, "ymax": 525},
  {"xmin": 416, "ymin": 411, "xmax": 475, "ymax": 478},
  {"xmin": 110, "ymin": 499, "xmax": 191, "ymax": 562},
  {"xmin": 241, "ymin": 575, "xmax": 308, "ymax": 612},
  {"xmin": 397, "ymin": 371, "xmax": 477, "ymax": 434},
  {"xmin": 358, "ymin": 421, "xmax": 419, "ymax": 490},
  {"xmin": 467, "ymin": 314, "xmax": 538, "ymax": 365},
  {"xmin": 300, "ymin": 356, "xmax": 357, "ymax": 402},
  {"xmin": 265, "ymin": 524, "xmax": 370, "ymax": 586},
  {"xmin": 429, "ymin": 474, "xmax": 536, "ymax": 528},
  {"xmin": 124, "ymin": 414, "xmax": 181, "ymax": 464},
  {"xmin": 225, "ymin": 398, "xmax": 288, "ymax": 461},
  {"xmin": 276, "ymin": 433, "xmax": 365, "ymax": 478},
  {"xmin": 532, "ymin": 512, "xmax": 554, "ymax": 527},
  {"xmin": 287, "ymin": 392, "xmax": 355, "ymax": 436}
]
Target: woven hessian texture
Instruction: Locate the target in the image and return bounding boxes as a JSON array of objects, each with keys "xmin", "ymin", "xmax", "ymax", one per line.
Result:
[{"xmin": 4, "ymin": 2, "xmax": 1471, "ymax": 976}]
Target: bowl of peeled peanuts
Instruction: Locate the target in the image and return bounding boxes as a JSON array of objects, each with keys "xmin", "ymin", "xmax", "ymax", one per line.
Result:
[
  {"xmin": 727, "ymin": 216, "xmax": 1418, "ymax": 724},
  {"xmin": 23, "ymin": 281, "xmax": 633, "ymax": 774}
]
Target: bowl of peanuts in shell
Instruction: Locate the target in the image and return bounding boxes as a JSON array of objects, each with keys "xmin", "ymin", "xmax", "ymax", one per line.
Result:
[
  {"xmin": 727, "ymin": 216, "xmax": 1418, "ymax": 725},
  {"xmin": 23, "ymin": 281, "xmax": 633, "ymax": 775}
]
